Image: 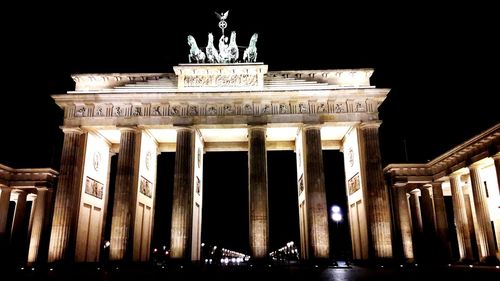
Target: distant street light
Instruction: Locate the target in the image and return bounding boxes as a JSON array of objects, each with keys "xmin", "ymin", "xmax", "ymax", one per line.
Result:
[{"xmin": 331, "ymin": 205, "xmax": 343, "ymax": 224}]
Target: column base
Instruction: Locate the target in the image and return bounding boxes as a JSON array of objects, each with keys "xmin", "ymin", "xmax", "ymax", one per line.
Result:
[{"xmin": 480, "ymin": 256, "xmax": 500, "ymax": 265}]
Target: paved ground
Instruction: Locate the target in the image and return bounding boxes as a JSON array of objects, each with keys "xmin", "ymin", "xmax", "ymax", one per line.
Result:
[{"xmin": 6, "ymin": 263, "xmax": 500, "ymax": 281}]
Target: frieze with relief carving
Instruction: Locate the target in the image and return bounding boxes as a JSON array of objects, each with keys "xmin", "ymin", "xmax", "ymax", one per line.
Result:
[
  {"xmin": 348, "ymin": 173, "xmax": 360, "ymax": 195},
  {"xmin": 69, "ymin": 98, "xmax": 376, "ymax": 119},
  {"xmin": 184, "ymin": 74, "xmax": 258, "ymax": 87}
]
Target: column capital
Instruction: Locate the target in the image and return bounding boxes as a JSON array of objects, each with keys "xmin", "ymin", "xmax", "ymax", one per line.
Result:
[
  {"xmin": 247, "ymin": 124, "xmax": 267, "ymax": 131},
  {"xmin": 392, "ymin": 181, "xmax": 408, "ymax": 188},
  {"xmin": 27, "ymin": 193, "xmax": 37, "ymax": 201},
  {"xmin": 12, "ymin": 189, "xmax": 27, "ymax": 195},
  {"xmin": 174, "ymin": 126, "xmax": 195, "ymax": 133},
  {"xmin": 60, "ymin": 127, "xmax": 84, "ymax": 134},
  {"xmin": 35, "ymin": 187, "xmax": 49, "ymax": 192},
  {"xmin": 431, "ymin": 180, "xmax": 444, "ymax": 185},
  {"xmin": 449, "ymin": 167, "xmax": 468, "ymax": 178},
  {"xmin": 409, "ymin": 188, "xmax": 421, "ymax": 195},
  {"xmin": 359, "ymin": 121, "xmax": 382, "ymax": 130},
  {"xmin": 10, "ymin": 189, "xmax": 27, "ymax": 201},
  {"xmin": 117, "ymin": 126, "xmax": 142, "ymax": 133},
  {"xmin": 301, "ymin": 123, "xmax": 322, "ymax": 130},
  {"xmin": 420, "ymin": 184, "xmax": 433, "ymax": 191},
  {"xmin": 468, "ymin": 158, "xmax": 490, "ymax": 170},
  {"xmin": 0, "ymin": 186, "xmax": 13, "ymax": 192}
]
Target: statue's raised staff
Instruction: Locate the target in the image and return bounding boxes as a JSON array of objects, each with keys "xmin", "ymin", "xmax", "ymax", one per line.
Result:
[{"xmin": 187, "ymin": 35, "xmax": 206, "ymax": 63}]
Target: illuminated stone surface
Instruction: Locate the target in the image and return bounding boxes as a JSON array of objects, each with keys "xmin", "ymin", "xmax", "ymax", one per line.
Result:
[
  {"xmin": 385, "ymin": 124, "xmax": 500, "ymax": 264},
  {"xmin": 0, "ymin": 164, "xmax": 57, "ymax": 264},
  {"xmin": 248, "ymin": 126, "xmax": 269, "ymax": 258}
]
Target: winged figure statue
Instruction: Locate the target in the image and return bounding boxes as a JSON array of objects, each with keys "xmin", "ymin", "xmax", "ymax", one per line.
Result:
[{"xmin": 214, "ymin": 10, "xmax": 229, "ymax": 20}]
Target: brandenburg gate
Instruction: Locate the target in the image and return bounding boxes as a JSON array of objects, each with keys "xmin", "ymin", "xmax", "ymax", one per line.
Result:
[{"xmin": 48, "ymin": 62, "xmax": 392, "ymax": 263}]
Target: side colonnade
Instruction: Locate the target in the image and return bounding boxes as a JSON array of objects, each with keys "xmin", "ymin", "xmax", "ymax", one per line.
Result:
[{"xmin": 385, "ymin": 124, "xmax": 500, "ymax": 264}]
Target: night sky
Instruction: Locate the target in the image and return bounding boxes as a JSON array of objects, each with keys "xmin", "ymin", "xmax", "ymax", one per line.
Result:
[{"xmin": 1, "ymin": 3, "xmax": 498, "ymax": 258}]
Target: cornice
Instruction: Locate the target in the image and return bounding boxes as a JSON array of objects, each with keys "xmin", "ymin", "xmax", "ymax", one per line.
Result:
[{"xmin": 384, "ymin": 123, "xmax": 500, "ymax": 182}]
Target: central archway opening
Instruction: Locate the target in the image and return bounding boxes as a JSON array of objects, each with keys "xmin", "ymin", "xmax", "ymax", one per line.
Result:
[{"xmin": 202, "ymin": 152, "xmax": 249, "ymax": 258}]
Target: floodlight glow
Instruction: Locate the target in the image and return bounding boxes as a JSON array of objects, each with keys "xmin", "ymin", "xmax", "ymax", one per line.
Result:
[
  {"xmin": 332, "ymin": 213, "xmax": 342, "ymax": 222},
  {"xmin": 331, "ymin": 205, "xmax": 343, "ymax": 222}
]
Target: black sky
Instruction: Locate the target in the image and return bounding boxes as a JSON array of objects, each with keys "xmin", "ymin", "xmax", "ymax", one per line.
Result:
[{"xmin": 1, "ymin": 3, "xmax": 498, "ymax": 257}]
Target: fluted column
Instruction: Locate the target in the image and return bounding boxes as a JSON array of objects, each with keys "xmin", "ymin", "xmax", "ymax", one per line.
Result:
[
  {"xmin": 11, "ymin": 190, "xmax": 28, "ymax": 263},
  {"xmin": 248, "ymin": 126, "xmax": 269, "ymax": 259},
  {"xmin": 409, "ymin": 189, "xmax": 423, "ymax": 259},
  {"xmin": 494, "ymin": 154, "xmax": 500, "ymax": 196},
  {"xmin": 170, "ymin": 128, "xmax": 195, "ymax": 260},
  {"xmin": 302, "ymin": 125, "xmax": 329, "ymax": 259},
  {"xmin": 449, "ymin": 174, "xmax": 473, "ymax": 261},
  {"xmin": 109, "ymin": 128, "xmax": 142, "ymax": 261},
  {"xmin": 48, "ymin": 128, "xmax": 86, "ymax": 262},
  {"xmin": 359, "ymin": 122, "xmax": 393, "ymax": 258},
  {"xmin": 468, "ymin": 164, "xmax": 498, "ymax": 262},
  {"xmin": 39, "ymin": 189, "xmax": 54, "ymax": 264},
  {"xmin": 11, "ymin": 190, "xmax": 28, "ymax": 240},
  {"xmin": 27, "ymin": 188, "xmax": 49, "ymax": 264},
  {"xmin": 0, "ymin": 187, "xmax": 12, "ymax": 240},
  {"xmin": 394, "ymin": 185, "xmax": 413, "ymax": 260},
  {"xmin": 431, "ymin": 182, "xmax": 451, "ymax": 262},
  {"xmin": 420, "ymin": 185, "xmax": 436, "ymax": 261},
  {"xmin": 420, "ymin": 186, "xmax": 436, "ymax": 236}
]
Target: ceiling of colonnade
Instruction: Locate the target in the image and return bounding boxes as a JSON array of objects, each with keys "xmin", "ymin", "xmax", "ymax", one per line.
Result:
[{"xmin": 96, "ymin": 125, "xmax": 351, "ymax": 151}]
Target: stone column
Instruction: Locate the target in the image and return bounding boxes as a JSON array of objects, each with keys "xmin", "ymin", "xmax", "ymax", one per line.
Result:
[
  {"xmin": 27, "ymin": 188, "xmax": 49, "ymax": 264},
  {"xmin": 359, "ymin": 122, "xmax": 393, "ymax": 258},
  {"xmin": 420, "ymin": 185, "xmax": 436, "ymax": 261},
  {"xmin": 420, "ymin": 186, "xmax": 436, "ymax": 236},
  {"xmin": 462, "ymin": 190, "xmax": 479, "ymax": 261},
  {"xmin": 302, "ymin": 125, "xmax": 329, "ymax": 259},
  {"xmin": 493, "ymin": 154, "xmax": 500, "ymax": 196},
  {"xmin": 109, "ymin": 128, "xmax": 141, "ymax": 261},
  {"xmin": 39, "ymin": 189, "xmax": 54, "ymax": 264},
  {"xmin": 409, "ymin": 189, "xmax": 423, "ymax": 259},
  {"xmin": 11, "ymin": 190, "xmax": 28, "ymax": 239},
  {"xmin": 48, "ymin": 128, "xmax": 86, "ymax": 262},
  {"xmin": 11, "ymin": 190, "xmax": 28, "ymax": 262},
  {"xmin": 431, "ymin": 182, "xmax": 451, "ymax": 262},
  {"xmin": 170, "ymin": 128, "xmax": 196, "ymax": 260},
  {"xmin": 248, "ymin": 126, "xmax": 269, "ymax": 259},
  {"xmin": 468, "ymin": 164, "xmax": 498, "ymax": 263},
  {"xmin": 394, "ymin": 185, "xmax": 413, "ymax": 261},
  {"xmin": 449, "ymin": 174, "xmax": 473, "ymax": 261},
  {"xmin": 0, "ymin": 187, "xmax": 12, "ymax": 240}
]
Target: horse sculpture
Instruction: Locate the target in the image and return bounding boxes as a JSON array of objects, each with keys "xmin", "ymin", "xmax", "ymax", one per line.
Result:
[
  {"xmin": 187, "ymin": 35, "xmax": 206, "ymax": 63},
  {"xmin": 226, "ymin": 31, "xmax": 239, "ymax": 63},
  {"xmin": 205, "ymin": 33, "xmax": 220, "ymax": 63},
  {"xmin": 243, "ymin": 33, "xmax": 258, "ymax": 63},
  {"xmin": 186, "ymin": 31, "xmax": 258, "ymax": 64}
]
